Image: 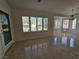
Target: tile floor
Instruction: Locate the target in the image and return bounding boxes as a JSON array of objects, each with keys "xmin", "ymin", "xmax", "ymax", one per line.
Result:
[{"xmin": 3, "ymin": 36, "xmax": 79, "ymax": 59}]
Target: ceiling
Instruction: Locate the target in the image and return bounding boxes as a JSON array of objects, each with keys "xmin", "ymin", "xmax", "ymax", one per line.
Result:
[{"xmin": 7, "ymin": 0, "xmax": 79, "ymax": 15}]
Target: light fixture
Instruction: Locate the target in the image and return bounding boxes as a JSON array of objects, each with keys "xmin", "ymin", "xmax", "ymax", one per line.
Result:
[
  {"xmin": 69, "ymin": 14, "xmax": 75, "ymax": 20},
  {"xmin": 38, "ymin": 0, "xmax": 41, "ymax": 2},
  {"xmin": 69, "ymin": 9, "xmax": 75, "ymax": 20}
]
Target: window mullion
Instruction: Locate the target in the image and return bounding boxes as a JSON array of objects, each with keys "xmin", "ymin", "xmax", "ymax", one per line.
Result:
[
  {"xmin": 29, "ymin": 16, "xmax": 31, "ymax": 32},
  {"xmin": 36, "ymin": 17, "xmax": 38, "ymax": 31},
  {"xmin": 42, "ymin": 17, "xmax": 44, "ymax": 31}
]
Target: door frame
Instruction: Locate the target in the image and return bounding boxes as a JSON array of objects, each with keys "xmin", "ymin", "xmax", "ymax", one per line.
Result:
[{"xmin": 0, "ymin": 10, "xmax": 14, "ymax": 53}]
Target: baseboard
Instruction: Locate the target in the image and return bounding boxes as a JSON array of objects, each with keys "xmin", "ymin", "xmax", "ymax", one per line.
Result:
[{"xmin": 15, "ymin": 36, "xmax": 51, "ymax": 42}]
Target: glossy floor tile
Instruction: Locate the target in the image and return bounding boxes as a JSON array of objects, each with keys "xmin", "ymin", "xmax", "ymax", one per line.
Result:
[{"xmin": 3, "ymin": 36, "xmax": 79, "ymax": 59}]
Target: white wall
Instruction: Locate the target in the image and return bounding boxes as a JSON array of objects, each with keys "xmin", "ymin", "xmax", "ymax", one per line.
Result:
[
  {"xmin": 11, "ymin": 7, "xmax": 66, "ymax": 42},
  {"xmin": 11, "ymin": 8, "xmax": 53, "ymax": 41}
]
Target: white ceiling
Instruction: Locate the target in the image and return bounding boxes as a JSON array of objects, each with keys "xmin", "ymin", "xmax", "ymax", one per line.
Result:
[{"xmin": 7, "ymin": 0, "xmax": 79, "ymax": 15}]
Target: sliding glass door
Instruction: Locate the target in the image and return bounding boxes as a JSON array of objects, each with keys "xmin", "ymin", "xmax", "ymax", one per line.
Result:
[{"xmin": 54, "ymin": 16, "xmax": 77, "ymax": 38}]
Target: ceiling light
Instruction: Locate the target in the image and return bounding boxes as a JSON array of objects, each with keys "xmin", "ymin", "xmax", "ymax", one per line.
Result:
[
  {"xmin": 38, "ymin": 0, "xmax": 41, "ymax": 2},
  {"xmin": 69, "ymin": 14, "xmax": 75, "ymax": 20},
  {"xmin": 69, "ymin": 9, "xmax": 75, "ymax": 20}
]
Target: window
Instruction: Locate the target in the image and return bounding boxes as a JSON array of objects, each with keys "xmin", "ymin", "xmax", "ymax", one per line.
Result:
[
  {"xmin": 63, "ymin": 20, "xmax": 69, "ymax": 29},
  {"xmin": 22, "ymin": 16, "xmax": 48, "ymax": 32},
  {"xmin": 37, "ymin": 17, "xmax": 42, "ymax": 31},
  {"xmin": 54, "ymin": 16, "xmax": 62, "ymax": 29},
  {"xmin": 43, "ymin": 18, "xmax": 48, "ymax": 30},
  {"xmin": 30, "ymin": 17, "xmax": 37, "ymax": 32},
  {"xmin": 72, "ymin": 18, "xmax": 77, "ymax": 29},
  {"xmin": 54, "ymin": 19, "xmax": 62, "ymax": 29},
  {"xmin": 22, "ymin": 16, "xmax": 30, "ymax": 32}
]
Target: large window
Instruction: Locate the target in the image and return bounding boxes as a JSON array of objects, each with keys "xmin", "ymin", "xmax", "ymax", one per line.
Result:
[
  {"xmin": 22, "ymin": 16, "xmax": 30, "ymax": 32},
  {"xmin": 30, "ymin": 17, "xmax": 37, "ymax": 32},
  {"xmin": 54, "ymin": 16, "xmax": 77, "ymax": 30},
  {"xmin": 72, "ymin": 18, "xmax": 77, "ymax": 29},
  {"xmin": 37, "ymin": 17, "xmax": 42, "ymax": 31},
  {"xmin": 43, "ymin": 18, "xmax": 48, "ymax": 30},
  {"xmin": 22, "ymin": 16, "xmax": 48, "ymax": 32}
]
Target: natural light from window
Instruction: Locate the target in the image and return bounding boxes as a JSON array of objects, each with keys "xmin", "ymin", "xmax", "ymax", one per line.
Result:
[
  {"xmin": 22, "ymin": 16, "xmax": 30, "ymax": 32},
  {"xmin": 30, "ymin": 17, "xmax": 37, "ymax": 32},
  {"xmin": 43, "ymin": 18, "xmax": 48, "ymax": 30},
  {"xmin": 63, "ymin": 20, "xmax": 69, "ymax": 29},
  {"xmin": 72, "ymin": 18, "xmax": 77, "ymax": 29},
  {"xmin": 54, "ymin": 16, "xmax": 63, "ymax": 29},
  {"xmin": 37, "ymin": 17, "xmax": 42, "ymax": 31},
  {"xmin": 22, "ymin": 16, "xmax": 48, "ymax": 32}
]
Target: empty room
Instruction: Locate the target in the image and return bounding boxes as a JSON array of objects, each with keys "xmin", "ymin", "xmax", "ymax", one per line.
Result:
[{"xmin": 0, "ymin": 0, "xmax": 79, "ymax": 59}]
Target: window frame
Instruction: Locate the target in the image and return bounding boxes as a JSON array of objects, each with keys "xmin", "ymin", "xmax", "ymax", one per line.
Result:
[
  {"xmin": 37, "ymin": 17, "xmax": 43, "ymax": 31},
  {"xmin": 22, "ymin": 16, "xmax": 30, "ymax": 32},
  {"xmin": 72, "ymin": 18, "xmax": 77, "ymax": 30},
  {"xmin": 43, "ymin": 17, "xmax": 48, "ymax": 31},
  {"xmin": 54, "ymin": 19, "xmax": 62, "ymax": 29},
  {"xmin": 22, "ymin": 16, "xmax": 48, "ymax": 32},
  {"xmin": 30, "ymin": 16, "xmax": 37, "ymax": 32},
  {"xmin": 62, "ymin": 19, "xmax": 69, "ymax": 30}
]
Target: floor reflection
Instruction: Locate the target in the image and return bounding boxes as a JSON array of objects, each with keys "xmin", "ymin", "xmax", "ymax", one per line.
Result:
[
  {"xmin": 70, "ymin": 38, "xmax": 75, "ymax": 48},
  {"xmin": 53, "ymin": 36, "xmax": 75, "ymax": 48},
  {"xmin": 61, "ymin": 35, "xmax": 67, "ymax": 46},
  {"xmin": 4, "ymin": 37, "xmax": 79, "ymax": 59},
  {"xmin": 25, "ymin": 42, "xmax": 48, "ymax": 59},
  {"xmin": 54, "ymin": 37, "xmax": 57, "ymax": 45},
  {"xmin": 25, "ymin": 46, "xmax": 31, "ymax": 59}
]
